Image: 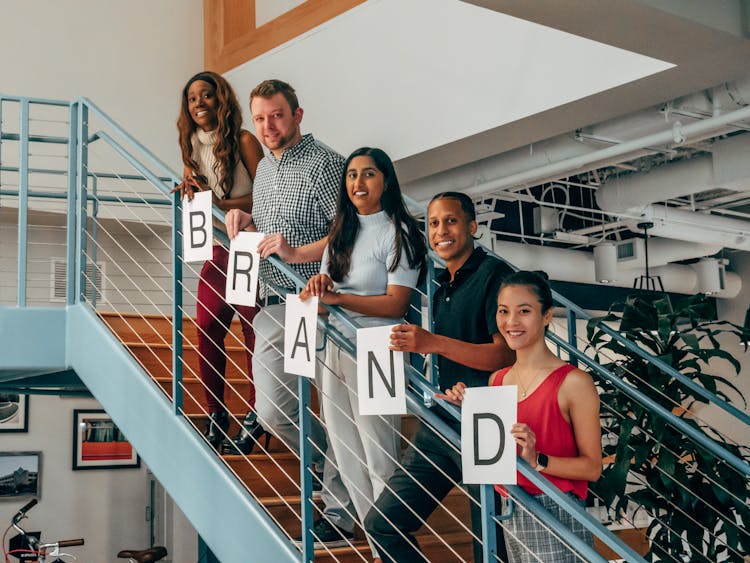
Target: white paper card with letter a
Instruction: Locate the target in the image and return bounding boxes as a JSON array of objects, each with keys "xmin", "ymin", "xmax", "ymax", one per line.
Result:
[
  {"xmin": 356, "ymin": 325, "xmax": 406, "ymax": 415},
  {"xmin": 182, "ymin": 190, "xmax": 214, "ymax": 262},
  {"xmin": 284, "ymin": 294, "xmax": 319, "ymax": 379},
  {"xmin": 225, "ymin": 232, "xmax": 264, "ymax": 307},
  {"xmin": 461, "ymin": 385, "xmax": 517, "ymax": 485}
]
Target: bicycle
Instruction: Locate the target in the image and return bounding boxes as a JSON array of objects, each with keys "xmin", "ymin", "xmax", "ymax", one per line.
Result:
[
  {"xmin": 2, "ymin": 498, "xmax": 84, "ymax": 563},
  {"xmin": 116, "ymin": 546, "xmax": 168, "ymax": 563}
]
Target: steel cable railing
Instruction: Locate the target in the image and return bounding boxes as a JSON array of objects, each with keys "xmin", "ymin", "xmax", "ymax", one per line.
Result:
[{"xmin": 0, "ymin": 94, "xmax": 740, "ymax": 560}]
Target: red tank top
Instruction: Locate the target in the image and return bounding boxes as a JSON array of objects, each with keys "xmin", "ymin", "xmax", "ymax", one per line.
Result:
[{"xmin": 492, "ymin": 363, "xmax": 588, "ymax": 500}]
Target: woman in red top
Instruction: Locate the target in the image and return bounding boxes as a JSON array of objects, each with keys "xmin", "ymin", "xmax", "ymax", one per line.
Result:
[{"xmin": 437, "ymin": 270, "xmax": 601, "ymax": 562}]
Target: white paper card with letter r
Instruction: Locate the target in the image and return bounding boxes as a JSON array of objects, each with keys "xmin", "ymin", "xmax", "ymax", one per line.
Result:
[
  {"xmin": 284, "ymin": 294, "xmax": 319, "ymax": 379},
  {"xmin": 182, "ymin": 190, "xmax": 213, "ymax": 262},
  {"xmin": 356, "ymin": 325, "xmax": 406, "ymax": 415},
  {"xmin": 225, "ymin": 232, "xmax": 264, "ymax": 307},
  {"xmin": 461, "ymin": 385, "xmax": 517, "ymax": 485}
]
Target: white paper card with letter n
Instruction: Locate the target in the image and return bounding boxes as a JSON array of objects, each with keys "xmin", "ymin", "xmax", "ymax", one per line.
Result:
[
  {"xmin": 182, "ymin": 190, "xmax": 213, "ymax": 262},
  {"xmin": 461, "ymin": 385, "xmax": 517, "ymax": 485},
  {"xmin": 356, "ymin": 325, "xmax": 406, "ymax": 415},
  {"xmin": 225, "ymin": 231, "xmax": 264, "ymax": 307},
  {"xmin": 284, "ymin": 294, "xmax": 319, "ymax": 379}
]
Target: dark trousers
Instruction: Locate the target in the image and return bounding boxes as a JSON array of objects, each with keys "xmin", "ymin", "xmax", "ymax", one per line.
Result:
[
  {"xmin": 196, "ymin": 245, "xmax": 259, "ymax": 413},
  {"xmin": 365, "ymin": 420, "xmax": 506, "ymax": 562}
]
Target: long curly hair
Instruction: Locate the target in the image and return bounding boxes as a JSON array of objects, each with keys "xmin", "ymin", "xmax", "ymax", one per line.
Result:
[
  {"xmin": 327, "ymin": 147, "xmax": 426, "ymax": 283},
  {"xmin": 177, "ymin": 71, "xmax": 243, "ymax": 197}
]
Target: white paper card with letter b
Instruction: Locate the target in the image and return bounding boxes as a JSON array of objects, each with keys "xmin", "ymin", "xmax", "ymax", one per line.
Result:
[
  {"xmin": 225, "ymin": 232, "xmax": 264, "ymax": 307},
  {"xmin": 284, "ymin": 294, "xmax": 319, "ymax": 379},
  {"xmin": 461, "ymin": 385, "xmax": 517, "ymax": 485},
  {"xmin": 182, "ymin": 190, "xmax": 213, "ymax": 262},
  {"xmin": 356, "ymin": 325, "xmax": 406, "ymax": 415}
]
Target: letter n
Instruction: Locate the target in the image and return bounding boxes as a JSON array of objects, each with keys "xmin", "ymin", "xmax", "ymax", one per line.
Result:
[{"xmin": 368, "ymin": 350, "xmax": 396, "ymax": 399}]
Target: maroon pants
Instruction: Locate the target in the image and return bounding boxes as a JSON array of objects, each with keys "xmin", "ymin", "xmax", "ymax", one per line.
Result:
[{"xmin": 196, "ymin": 245, "xmax": 259, "ymax": 413}]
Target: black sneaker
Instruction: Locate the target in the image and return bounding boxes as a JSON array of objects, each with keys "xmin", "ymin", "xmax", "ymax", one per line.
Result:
[{"xmin": 294, "ymin": 518, "xmax": 354, "ymax": 549}]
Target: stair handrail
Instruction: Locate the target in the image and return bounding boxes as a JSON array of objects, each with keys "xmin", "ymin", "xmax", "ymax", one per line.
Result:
[
  {"xmin": 12, "ymin": 93, "xmax": 745, "ymax": 560},
  {"xmin": 5, "ymin": 92, "xmax": 746, "ymax": 428},
  {"xmin": 254, "ymin": 249, "xmax": 647, "ymax": 563}
]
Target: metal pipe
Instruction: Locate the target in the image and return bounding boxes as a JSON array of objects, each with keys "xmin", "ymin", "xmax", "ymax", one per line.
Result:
[
  {"xmin": 95, "ymin": 131, "xmax": 174, "ymax": 193},
  {"xmin": 461, "ymin": 104, "xmax": 750, "ymax": 198},
  {"xmin": 0, "ymin": 164, "xmax": 173, "ymax": 182},
  {"xmin": 172, "ymin": 192, "xmax": 183, "ymax": 415},
  {"xmin": 76, "ymin": 104, "xmax": 89, "ymax": 304},
  {"xmin": 0, "ymin": 189, "xmax": 169, "ymax": 206},
  {"xmin": 66, "ymin": 102, "xmax": 79, "ymax": 305},
  {"xmin": 17, "ymin": 99, "xmax": 29, "ymax": 306},
  {"xmin": 0, "ymin": 132, "xmax": 69, "ymax": 144},
  {"xmin": 0, "ymin": 94, "xmax": 69, "ymax": 106},
  {"xmin": 78, "ymin": 98, "xmax": 181, "ymax": 184}
]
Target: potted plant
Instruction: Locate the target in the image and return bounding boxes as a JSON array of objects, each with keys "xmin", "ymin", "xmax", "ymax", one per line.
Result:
[{"xmin": 586, "ymin": 293, "xmax": 749, "ymax": 562}]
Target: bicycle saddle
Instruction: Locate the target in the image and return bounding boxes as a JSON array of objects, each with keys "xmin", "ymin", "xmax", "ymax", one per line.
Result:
[{"xmin": 117, "ymin": 546, "xmax": 168, "ymax": 562}]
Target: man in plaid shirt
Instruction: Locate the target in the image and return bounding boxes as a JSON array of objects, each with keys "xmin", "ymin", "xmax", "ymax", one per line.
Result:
[{"xmin": 226, "ymin": 79, "xmax": 355, "ymax": 547}]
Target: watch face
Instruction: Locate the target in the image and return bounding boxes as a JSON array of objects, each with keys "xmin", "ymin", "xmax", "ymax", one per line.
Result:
[{"xmin": 537, "ymin": 453, "xmax": 549, "ymax": 468}]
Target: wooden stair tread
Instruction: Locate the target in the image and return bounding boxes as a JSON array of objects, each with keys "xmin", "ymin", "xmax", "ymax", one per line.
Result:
[{"xmin": 101, "ymin": 310, "xmax": 479, "ymax": 558}]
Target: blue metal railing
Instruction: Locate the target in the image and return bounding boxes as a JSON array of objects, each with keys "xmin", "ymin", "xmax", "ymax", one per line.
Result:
[{"xmin": 4, "ymin": 92, "xmax": 749, "ymax": 562}]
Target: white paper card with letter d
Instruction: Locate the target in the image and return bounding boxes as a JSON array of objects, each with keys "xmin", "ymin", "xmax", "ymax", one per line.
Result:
[{"xmin": 461, "ymin": 385, "xmax": 517, "ymax": 485}]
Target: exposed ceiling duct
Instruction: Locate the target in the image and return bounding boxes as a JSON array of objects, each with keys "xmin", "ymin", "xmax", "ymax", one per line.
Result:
[
  {"xmin": 404, "ymin": 76, "xmax": 750, "ymax": 204},
  {"xmin": 622, "ymin": 206, "xmax": 750, "ymax": 252},
  {"xmin": 596, "ymin": 133, "xmax": 750, "ymax": 209},
  {"xmin": 597, "ymin": 134, "xmax": 750, "ymax": 251},
  {"xmin": 485, "ymin": 237, "xmax": 740, "ymax": 299}
]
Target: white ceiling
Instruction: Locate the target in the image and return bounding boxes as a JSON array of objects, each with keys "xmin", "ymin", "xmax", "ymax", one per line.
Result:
[{"xmin": 224, "ymin": 0, "xmax": 672, "ymax": 162}]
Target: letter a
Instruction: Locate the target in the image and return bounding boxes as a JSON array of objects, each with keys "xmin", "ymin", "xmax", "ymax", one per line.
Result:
[{"xmin": 291, "ymin": 318, "xmax": 310, "ymax": 362}]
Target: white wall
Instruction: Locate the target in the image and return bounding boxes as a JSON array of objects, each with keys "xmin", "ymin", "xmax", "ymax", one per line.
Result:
[
  {"xmin": 0, "ymin": 395, "xmax": 148, "ymax": 561},
  {"xmin": 225, "ymin": 0, "xmax": 672, "ymax": 162},
  {"xmin": 1, "ymin": 0, "xmax": 205, "ymax": 170},
  {"xmin": 1, "ymin": 1, "xmax": 204, "ymax": 557}
]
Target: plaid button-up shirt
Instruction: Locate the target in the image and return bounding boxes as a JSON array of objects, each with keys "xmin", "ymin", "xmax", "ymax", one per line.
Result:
[{"xmin": 252, "ymin": 133, "xmax": 342, "ymax": 292}]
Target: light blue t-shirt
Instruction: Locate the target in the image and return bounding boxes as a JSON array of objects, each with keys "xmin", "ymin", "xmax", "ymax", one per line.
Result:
[{"xmin": 321, "ymin": 210, "xmax": 420, "ymax": 334}]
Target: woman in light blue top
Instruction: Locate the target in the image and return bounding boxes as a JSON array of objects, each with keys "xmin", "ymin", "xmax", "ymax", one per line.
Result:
[{"xmin": 301, "ymin": 147, "xmax": 425, "ymax": 560}]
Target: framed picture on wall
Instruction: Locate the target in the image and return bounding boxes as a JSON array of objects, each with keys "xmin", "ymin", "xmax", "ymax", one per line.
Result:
[
  {"xmin": 72, "ymin": 409, "xmax": 140, "ymax": 470},
  {"xmin": 0, "ymin": 452, "xmax": 41, "ymax": 500},
  {"xmin": 0, "ymin": 394, "xmax": 29, "ymax": 433}
]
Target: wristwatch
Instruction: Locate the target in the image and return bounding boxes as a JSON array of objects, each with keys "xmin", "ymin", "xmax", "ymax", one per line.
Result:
[{"xmin": 535, "ymin": 453, "xmax": 549, "ymax": 472}]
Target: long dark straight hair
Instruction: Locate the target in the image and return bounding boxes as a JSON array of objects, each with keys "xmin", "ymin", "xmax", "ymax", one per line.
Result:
[{"xmin": 327, "ymin": 147, "xmax": 426, "ymax": 283}]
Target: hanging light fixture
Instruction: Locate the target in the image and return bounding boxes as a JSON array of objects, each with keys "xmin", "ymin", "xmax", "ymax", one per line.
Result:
[
  {"xmin": 694, "ymin": 257, "xmax": 725, "ymax": 295},
  {"xmin": 633, "ymin": 222, "xmax": 664, "ymax": 291},
  {"xmin": 594, "ymin": 243, "xmax": 618, "ymax": 283}
]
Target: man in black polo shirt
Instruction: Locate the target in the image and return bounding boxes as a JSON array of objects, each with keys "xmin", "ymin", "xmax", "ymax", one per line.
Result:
[{"xmin": 364, "ymin": 192, "xmax": 514, "ymax": 563}]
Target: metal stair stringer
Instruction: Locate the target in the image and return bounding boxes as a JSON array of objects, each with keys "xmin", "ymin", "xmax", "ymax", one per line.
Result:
[{"xmin": 64, "ymin": 303, "xmax": 298, "ymax": 563}]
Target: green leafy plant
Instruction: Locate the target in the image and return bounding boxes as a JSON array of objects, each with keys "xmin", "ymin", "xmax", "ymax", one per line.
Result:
[{"xmin": 586, "ymin": 293, "xmax": 749, "ymax": 562}]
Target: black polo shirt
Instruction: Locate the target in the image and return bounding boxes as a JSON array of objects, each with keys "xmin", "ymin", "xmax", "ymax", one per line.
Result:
[{"xmin": 433, "ymin": 246, "xmax": 513, "ymax": 392}]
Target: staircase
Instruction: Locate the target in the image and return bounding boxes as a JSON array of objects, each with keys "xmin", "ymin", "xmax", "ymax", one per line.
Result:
[
  {"xmin": 3, "ymin": 93, "xmax": 749, "ymax": 562},
  {"xmin": 100, "ymin": 312, "xmax": 477, "ymax": 561}
]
